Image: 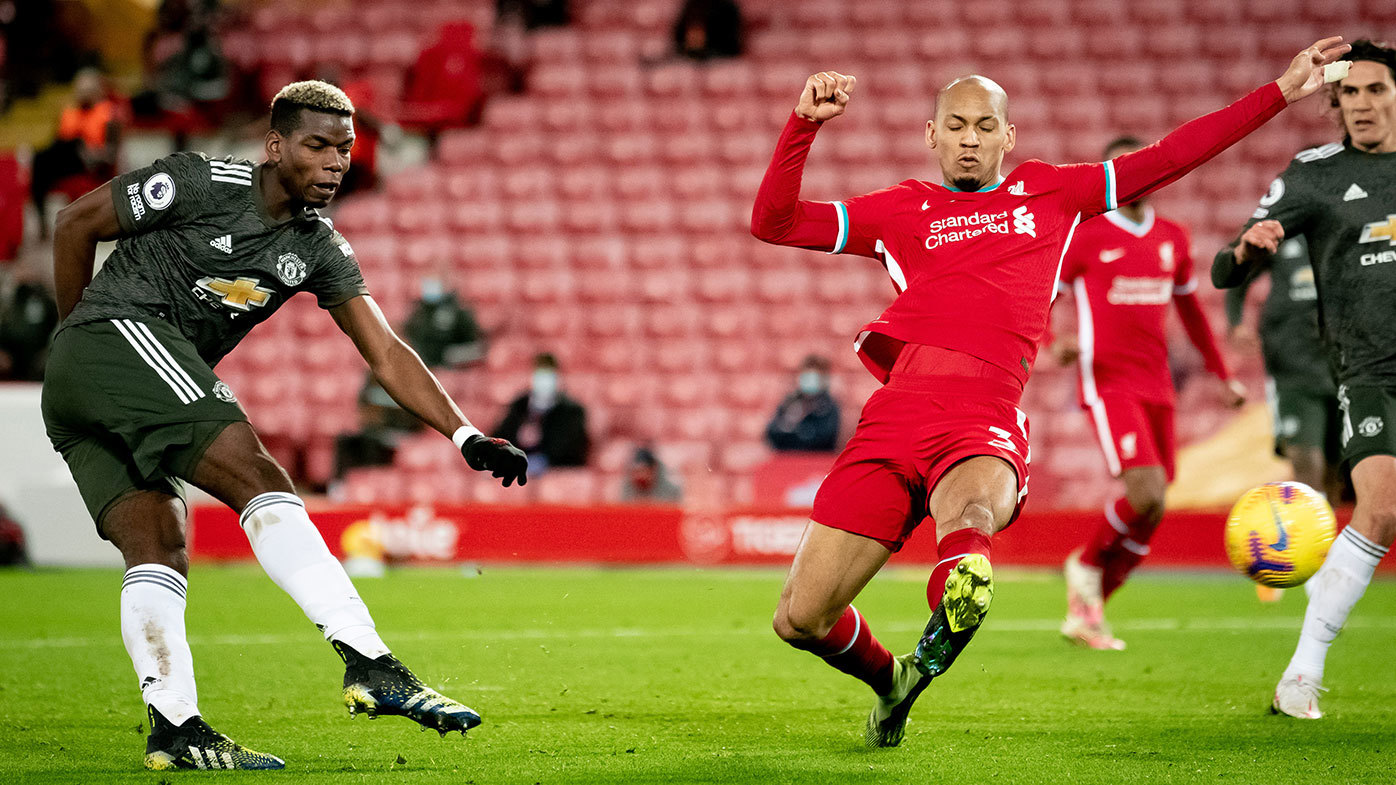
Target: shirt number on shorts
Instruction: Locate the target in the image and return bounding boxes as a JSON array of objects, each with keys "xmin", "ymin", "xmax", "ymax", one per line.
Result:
[{"xmin": 988, "ymin": 426, "xmax": 1018, "ymax": 453}]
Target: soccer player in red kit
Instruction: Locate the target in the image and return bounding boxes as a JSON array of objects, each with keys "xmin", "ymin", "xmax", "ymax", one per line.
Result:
[
  {"xmin": 1051, "ymin": 136, "xmax": 1246, "ymax": 651},
  {"xmin": 750, "ymin": 38, "xmax": 1349, "ymax": 748}
]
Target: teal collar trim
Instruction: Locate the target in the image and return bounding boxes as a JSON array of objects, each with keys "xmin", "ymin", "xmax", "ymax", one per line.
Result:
[{"xmin": 941, "ymin": 176, "xmax": 1006, "ymax": 193}]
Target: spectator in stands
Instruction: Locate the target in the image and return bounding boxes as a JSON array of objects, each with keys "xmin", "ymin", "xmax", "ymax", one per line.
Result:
[
  {"xmin": 1, "ymin": 0, "xmax": 101, "ymax": 107},
  {"xmin": 403, "ymin": 277, "xmax": 486, "ymax": 368},
  {"xmin": 131, "ymin": 0, "xmax": 230, "ymax": 143},
  {"xmin": 399, "ymin": 21, "xmax": 486, "ymax": 139},
  {"xmin": 29, "ymin": 68, "xmax": 124, "ymax": 238},
  {"xmin": 620, "ymin": 446, "xmax": 682, "ymax": 504},
  {"xmin": 765, "ymin": 355, "xmax": 840, "ymax": 452},
  {"xmin": 332, "ymin": 280, "xmax": 481, "ymax": 481},
  {"xmin": 0, "ymin": 274, "xmax": 59, "ymax": 382},
  {"xmin": 672, "ymin": 0, "xmax": 743, "ymax": 61},
  {"xmin": 332, "ymin": 376, "xmax": 423, "ymax": 482},
  {"xmin": 496, "ymin": 0, "xmax": 570, "ymax": 30},
  {"xmin": 494, "ymin": 353, "xmax": 589, "ymax": 471},
  {"xmin": 0, "ymin": 153, "xmax": 25, "ymax": 262},
  {"xmin": 336, "ymin": 76, "xmax": 400, "ymax": 197}
]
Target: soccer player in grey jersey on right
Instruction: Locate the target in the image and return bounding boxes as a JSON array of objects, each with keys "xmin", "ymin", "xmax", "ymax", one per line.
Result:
[
  {"xmin": 1212, "ymin": 40, "xmax": 1396, "ymax": 720},
  {"xmin": 1225, "ymin": 236, "xmax": 1341, "ymax": 502}
]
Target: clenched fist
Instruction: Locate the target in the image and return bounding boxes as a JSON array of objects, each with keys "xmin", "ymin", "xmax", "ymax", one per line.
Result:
[{"xmin": 796, "ymin": 71, "xmax": 857, "ymax": 123}]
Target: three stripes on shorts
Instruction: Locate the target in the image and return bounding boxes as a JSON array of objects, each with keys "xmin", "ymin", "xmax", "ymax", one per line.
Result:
[{"xmin": 110, "ymin": 319, "xmax": 206, "ymax": 405}]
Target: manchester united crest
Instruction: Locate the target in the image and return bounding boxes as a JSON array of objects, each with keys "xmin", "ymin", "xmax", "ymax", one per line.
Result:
[{"xmin": 276, "ymin": 253, "xmax": 307, "ymax": 286}]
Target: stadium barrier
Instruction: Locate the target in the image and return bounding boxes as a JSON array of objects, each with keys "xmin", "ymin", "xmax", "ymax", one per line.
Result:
[{"xmin": 189, "ymin": 502, "xmax": 1357, "ymax": 569}]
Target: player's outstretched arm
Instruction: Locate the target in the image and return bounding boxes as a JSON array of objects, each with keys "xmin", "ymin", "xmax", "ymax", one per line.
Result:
[
  {"xmin": 52, "ymin": 182, "xmax": 124, "ymax": 320},
  {"xmin": 1104, "ymin": 37, "xmax": 1349, "ymax": 211},
  {"xmin": 1212, "ymin": 220, "xmax": 1284, "ymax": 288},
  {"xmin": 750, "ymin": 72, "xmax": 856, "ymax": 250},
  {"xmin": 330, "ymin": 296, "xmax": 528, "ymax": 486}
]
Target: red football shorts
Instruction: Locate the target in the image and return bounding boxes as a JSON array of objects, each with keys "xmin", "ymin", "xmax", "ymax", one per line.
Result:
[
  {"xmin": 811, "ymin": 347, "xmax": 1030, "ymax": 552},
  {"xmin": 1083, "ymin": 393, "xmax": 1176, "ymax": 480}
]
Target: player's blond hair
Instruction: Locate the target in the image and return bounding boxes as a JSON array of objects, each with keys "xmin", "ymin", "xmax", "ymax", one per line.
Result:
[
  {"xmin": 270, "ymin": 80, "xmax": 354, "ymax": 134},
  {"xmin": 273, "ymin": 80, "xmax": 354, "ymax": 113}
]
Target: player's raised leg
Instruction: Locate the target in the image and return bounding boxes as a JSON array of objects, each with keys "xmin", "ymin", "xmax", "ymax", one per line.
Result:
[
  {"xmin": 189, "ymin": 421, "xmax": 481, "ymax": 735},
  {"xmin": 918, "ymin": 456, "xmax": 1017, "ymax": 678},
  {"xmin": 1274, "ymin": 454, "xmax": 1395, "ymax": 718},
  {"xmin": 104, "ymin": 490, "xmax": 285, "ymax": 770}
]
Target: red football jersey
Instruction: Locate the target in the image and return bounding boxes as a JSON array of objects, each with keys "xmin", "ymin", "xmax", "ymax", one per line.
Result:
[
  {"xmin": 1062, "ymin": 207, "xmax": 1229, "ymax": 405},
  {"xmin": 834, "ymin": 163, "xmax": 1107, "ymax": 385},
  {"xmin": 752, "ymin": 83, "xmax": 1284, "ymax": 388}
]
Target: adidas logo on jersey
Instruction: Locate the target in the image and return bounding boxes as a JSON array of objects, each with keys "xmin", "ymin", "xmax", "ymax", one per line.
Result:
[
  {"xmin": 1344, "ymin": 183, "xmax": 1368, "ymax": 202},
  {"xmin": 210, "ymin": 235, "xmax": 233, "ymax": 254}
]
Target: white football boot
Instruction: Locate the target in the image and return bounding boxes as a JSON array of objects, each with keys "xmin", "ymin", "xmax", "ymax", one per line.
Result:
[
  {"xmin": 1271, "ymin": 674, "xmax": 1325, "ymax": 719},
  {"xmin": 1062, "ymin": 549, "xmax": 1125, "ymax": 651}
]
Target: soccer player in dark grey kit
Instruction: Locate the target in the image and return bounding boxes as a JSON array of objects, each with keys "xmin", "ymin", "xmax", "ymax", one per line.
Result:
[
  {"xmin": 1212, "ymin": 40, "xmax": 1396, "ymax": 719},
  {"xmin": 1224, "ymin": 235, "xmax": 1341, "ymax": 502},
  {"xmin": 42, "ymin": 81, "xmax": 528, "ymax": 769}
]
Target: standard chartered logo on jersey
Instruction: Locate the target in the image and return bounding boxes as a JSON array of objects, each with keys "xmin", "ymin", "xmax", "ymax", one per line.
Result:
[
  {"xmin": 923, "ymin": 207, "xmax": 1036, "ymax": 250},
  {"xmin": 1107, "ymin": 276, "xmax": 1172, "ymax": 305}
]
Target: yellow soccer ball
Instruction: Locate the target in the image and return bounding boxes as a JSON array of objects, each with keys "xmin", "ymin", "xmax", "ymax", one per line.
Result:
[{"xmin": 1225, "ymin": 482, "xmax": 1336, "ymax": 588}]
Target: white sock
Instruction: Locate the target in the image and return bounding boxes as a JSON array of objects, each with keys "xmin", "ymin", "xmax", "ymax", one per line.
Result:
[
  {"xmin": 1285, "ymin": 526, "xmax": 1387, "ymax": 681},
  {"xmin": 240, "ymin": 493, "xmax": 391, "ymax": 659},
  {"xmin": 121, "ymin": 564, "xmax": 200, "ymax": 726}
]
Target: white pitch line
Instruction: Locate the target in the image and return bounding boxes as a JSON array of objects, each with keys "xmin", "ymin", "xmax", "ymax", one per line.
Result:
[{"xmin": 3, "ymin": 617, "xmax": 1396, "ymax": 651}]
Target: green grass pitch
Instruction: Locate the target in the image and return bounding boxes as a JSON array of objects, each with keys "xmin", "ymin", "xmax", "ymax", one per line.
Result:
[{"xmin": 1, "ymin": 565, "xmax": 1394, "ymax": 784}]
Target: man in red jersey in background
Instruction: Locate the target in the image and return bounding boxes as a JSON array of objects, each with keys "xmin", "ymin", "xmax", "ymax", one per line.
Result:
[
  {"xmin": 750, "ymin": 37, "xmax": 1348, "ymax": 749},
  {"xmin": 1050, "ymin": 136, "xmax": 1247, "ymax": 652}
]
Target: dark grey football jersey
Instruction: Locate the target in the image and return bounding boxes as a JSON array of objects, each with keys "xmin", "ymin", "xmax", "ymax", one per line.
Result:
[
  {"xmin": 65, "ymin": 151, "xmax": 369, "ymax": 365},
  {"xmin": 1214, "ymin": 143, "xmax": 1396, "ymax": 387},
  {"xmin": 1224, "ymin": 236, "xmax": 1334, "ymax": 393}
]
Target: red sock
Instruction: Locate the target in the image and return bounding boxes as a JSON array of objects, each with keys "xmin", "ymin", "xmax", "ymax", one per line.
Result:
[
  {"xmin": 789, "ymin": 606, "xmax": 895, "ymax": 695},
  {"xmin": 1102, "ymin": 516, "xmax": 1160, "ymax": 600},
  {"xmin": 1080, "ymin": 496, "xmax": 1136, "ymax": 569},
  {"xmin": 927, "ymin": 528, "xmax": 992, "ymax": 609}
]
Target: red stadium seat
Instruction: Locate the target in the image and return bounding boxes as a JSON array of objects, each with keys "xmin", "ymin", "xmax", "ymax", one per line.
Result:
[
  {"xmin": 640, "ymin": 299, "xmax": 700, "ymax": 335},
  {"xmin": 559, "ymin": 166, "xmax": 615, "ymax": 201},
  {"xmin": 655, "ymin": 440, "xmax": 715, "ymax": 473},
  {"xmin": 582, "ymin": 304, "xmax": 644, "ymax": 339},
  {"xmin": 530, "ymin": 28, "xmax": 583, "ymax": 64},
  {"xmin": 694, "ymin": 267, "xmax": 750, "ymax": 304},
  {"xmin": 718, "ymin": 442, "xmax": 773, "ymax": 474},
  {"xmin": 535, "ymin": 469, "xmax": 599, "ymax": 505},
  {"xmin": 657, "ymin": 374, "xmax": 716, "ymax": 408},
  {"xmin": 653, "ymin": 339, "xmax": 710, "ymax": 374}
]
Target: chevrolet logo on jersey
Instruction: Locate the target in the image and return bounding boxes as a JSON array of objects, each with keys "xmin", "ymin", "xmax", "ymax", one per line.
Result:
[
  {"xmin": 194, "ymin": 276, "xmax": 274, "ymax": 311},
  {"xmin": 1360, "ymin": 216, "xmax": 1396, "ymax": 246}
]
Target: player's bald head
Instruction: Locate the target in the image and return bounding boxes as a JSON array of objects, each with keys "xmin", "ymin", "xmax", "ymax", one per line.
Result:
[{"xmin": 936, "ymin": 75, "xmax": 1009, "ymax": 122}]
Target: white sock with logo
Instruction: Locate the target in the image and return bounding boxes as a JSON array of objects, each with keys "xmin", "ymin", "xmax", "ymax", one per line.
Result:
[
  {"xmin": 1284, "ymin": 526, "xmax": 1387, "ymax": 682},
  {"xmin": 121, "ymin": 564, "xmax": 200, "ymax": 726},
  {"xmin": 240, "ymin": 493, "xmax": 390, "ymax": 659}
]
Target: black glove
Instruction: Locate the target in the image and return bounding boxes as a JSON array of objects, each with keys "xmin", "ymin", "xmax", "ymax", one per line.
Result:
[{"xmin": 461, "ymin": 434, "xmax": 529, "ymax": 487}]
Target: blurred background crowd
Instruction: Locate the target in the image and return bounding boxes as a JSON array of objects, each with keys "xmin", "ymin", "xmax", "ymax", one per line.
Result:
[{"xmin": 0, "ymin": 0, "xmax": 1384, "ymax": 515}]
